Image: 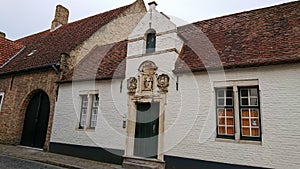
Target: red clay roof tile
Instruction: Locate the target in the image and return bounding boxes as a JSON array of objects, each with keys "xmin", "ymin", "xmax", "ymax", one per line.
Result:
[
  {"xmin": 175, "ymin": 1, "xmax": 300, "ymax": 73},
  {"xmin": 0, "ymin": 37, "xmax": 23, "ymax": 67},
  {"xmin": 61, "ymin": 40, "xmax": 127, "ymax": 82},
  {"xmin": 0, "ymin": 3, "xmax": 131, "ymax": 75}
]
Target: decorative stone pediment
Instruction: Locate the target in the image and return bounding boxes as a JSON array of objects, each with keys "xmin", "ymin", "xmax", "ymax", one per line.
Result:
[{"xmin": 127, "ymin": 60, "xmax": 169, "ymax": 96}]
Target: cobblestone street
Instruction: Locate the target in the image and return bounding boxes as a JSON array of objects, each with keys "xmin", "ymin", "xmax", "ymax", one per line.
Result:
[{"xmin": 0, "ymin": 144, "xmax": 121, "ymax": 169}]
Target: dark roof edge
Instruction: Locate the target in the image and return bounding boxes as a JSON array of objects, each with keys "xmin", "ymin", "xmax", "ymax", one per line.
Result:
[
  {"xmin": 173, "ymin": 59, "xmax": 300, "ymax": 74},
  {"xmin": 0, "ymin": 64, "xmax": 55, "ymax": 76},
  {"xmin": 56, "ymin": 76, "xmax": 125, "ymax": 84}
]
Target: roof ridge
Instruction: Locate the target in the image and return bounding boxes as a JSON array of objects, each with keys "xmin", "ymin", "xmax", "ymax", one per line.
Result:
[
  {"xmin": 66, "ymin": 3, "xmax": 131, "ymax": 27},
  {"xmin": 15, "ymin": 2, "xmax": 134, "ymax": 43},
  {"xmin": 182, "ymin": 1, "xmax": 299, "ymax": 26}
]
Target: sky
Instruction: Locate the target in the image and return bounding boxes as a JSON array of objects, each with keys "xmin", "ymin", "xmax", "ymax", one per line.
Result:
[{"xmin": 0, "ymin": 0, "xmax": 297, "ymax": 40}]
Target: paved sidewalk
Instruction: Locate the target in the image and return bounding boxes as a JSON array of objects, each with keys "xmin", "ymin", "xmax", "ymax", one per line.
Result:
[{"xmin": 0, "ymin": 144, "xmax": 122, "ymax": 169}]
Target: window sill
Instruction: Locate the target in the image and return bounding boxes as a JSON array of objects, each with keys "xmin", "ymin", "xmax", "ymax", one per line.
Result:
[{"xmin": 215, "ymin": 138, "xmax": 262, "ymax": 145}]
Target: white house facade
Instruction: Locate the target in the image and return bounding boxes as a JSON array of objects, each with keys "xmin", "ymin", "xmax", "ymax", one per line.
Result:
[{"xmin": 50, "ymin": 1, "xmax": 300, "ymax": 169}]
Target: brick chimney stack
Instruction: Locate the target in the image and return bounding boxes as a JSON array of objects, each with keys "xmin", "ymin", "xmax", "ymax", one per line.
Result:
[
  {"xmin": 51, "ymin": 5, "xmax": 69, "ymax": 30},
  {"xmin": 0, "ymin": 32, "xmax": 6, "ymax": 38}
]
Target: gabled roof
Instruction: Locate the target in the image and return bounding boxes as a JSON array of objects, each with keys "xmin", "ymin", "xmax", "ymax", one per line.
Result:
[
  {"xmin": 0, "ymin": 37, "xmax": 23, "ymax": 67},
  {"xmin": 61, "ymin": 40, "xmax": 127, "ymax": 82},
  {"xmin": 0, "ymin": 3, "xmax": 132, "ymax": 75},
  {"xmin": 175, "ymin": 1, "xmax": 300, "ymax": 73}
]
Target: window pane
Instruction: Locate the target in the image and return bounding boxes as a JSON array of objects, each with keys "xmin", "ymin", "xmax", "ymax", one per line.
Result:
[
  {"xmin": 146, "ymin": 33, "xmax": 156, "ymax": 53},
  {"xmin": 241, "ymin": 98, "xmax": 249, "ymax": 106},
  {"xmin": 217, "ymin": 90, "xmax": 224, "ymax": 97},
  {"xmin": 242, "ymin": 109, "xmax": 249, "ymax": 117},
  {"xmin": 218, "ymin": 109, "xmax": 225, "ymax": 116},
  {"xmin": 226, "ymin": 118, "xmax": 234, "ymax": 125},
  {"xmin": 92, "ymin": 94, "xmax": 99, "ymax": 107},
  {"xmin": 218, "ymin": 118, "xmax": 225, "ymax": 125},
  {"xmin": 250, "ymin": 98, "xmax": 258, "ymax": 106},
  {"xmin": 80, "ymin": 109, "xmax": 87, "ymax": 127},
  {"xmin": 251, "ymin": 128, "xmax": 260, "ymax": 136},
  {"xmin": 241, "ymin": 108, "xmax": 260, "ymax": 138},
  {"xmin": 218, "ymin": 127, "xmax": 225, "ymax": 134},
  {"xmin": 218, "ymin": 99, "xmax": 224, "ymax": 106},
  {"xmin": 227, "ymin": 127, "xmax": 234, "ymax": 135},
  {"xmin": 226, "ymin": 89, "xmax": 233, "ymax": 97},
  {"xmin": 90, "ymin": 109, "xmax": 98, "ymax": 128},
  {"xmin": 226, "ymin": 98, "xmax": 233, "ymax": 106},
  {"xmin": 82, "ymin": 95, "xmax": 88, "ymax": 107},
  {"xmin": 226, "ymin": 109, "xmax": 233, "ymax": 116},
  {"xmin": 241, "ymin": 89, "xmax": 248, "ymax": 97},
  {"xmin": 250, "ymin": 88, "xmax": 258, "ymax": 96},
  {"xmin": 242, "ymin": 128, "xmax": 250, "ymax": 136},
  {"xmin": 242, "ymin": 119, "xmax": 250, "ymax": 126},
  {"xmin": 251, "ymin": 110, "xmax": 259, "ymax": 117},
  {"xmin": 251, "ymin": 119, "xmax": 259, "ymax": 126}
]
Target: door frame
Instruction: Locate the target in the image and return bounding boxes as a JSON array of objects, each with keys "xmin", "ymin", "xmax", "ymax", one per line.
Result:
[{"xmin": 125, "ymin": 95, "xmax": 166, "ymax": 161}]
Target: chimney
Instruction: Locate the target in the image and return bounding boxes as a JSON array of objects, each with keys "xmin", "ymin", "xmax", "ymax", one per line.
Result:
[
  {"xmin": 0, "ymin": 32, "xmax": 6, "ymax": 38},
  {"xmin": 148, "ymin": 1, "xmax": 157, "ymax": 10},
  {"xmin": 51, "ymin": 5, "xmax": 69, "ymax": 30}
]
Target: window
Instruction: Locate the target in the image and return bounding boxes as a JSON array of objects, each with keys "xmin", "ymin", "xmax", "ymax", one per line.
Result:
[
  {"xmin": 216, "ymin": 88, "xmax": 234, "ymax": 138},
  {"xmin": 239, "ymin": 87, "xmax": 261, "ymax": 140},
  {"xmin": 79, "ymin": 95, "xmax": 88, "ymax": 129},
  {"xmin": 0, "ymin": 92, "xmax": 4, "ymax": 112},
  {"xmin": 79, "ymin": 93, "xmax": 99, "ymax": 130},
  {"xmin": 90, "ymin": 94, "xmax": 99, "ymax": 129},
  {"xmin": 146, "ymin": 31, "xmax": 156, "ymax": 53},
  {"xmin": 215, "ymin": 81, "xmax": 261, "ymax": 141}
]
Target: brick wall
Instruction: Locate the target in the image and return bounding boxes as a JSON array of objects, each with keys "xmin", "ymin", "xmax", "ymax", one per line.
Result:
[
  {"xmin": 0, "ymin": 69, "xmax": 59, "ymax": 149},
  {"xmin": 68, "ymin": 0, "xmax": 146, "ymax": 68}
]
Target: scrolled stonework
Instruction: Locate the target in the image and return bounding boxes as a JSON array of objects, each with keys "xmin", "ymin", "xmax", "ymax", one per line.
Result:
[
  {"xmin": 127, "ymin": 77, "xmax": 137, "ymax": 95},
  {"xmin": 157, "ymin": 74, "xmax": 169, "ymax": 93}
]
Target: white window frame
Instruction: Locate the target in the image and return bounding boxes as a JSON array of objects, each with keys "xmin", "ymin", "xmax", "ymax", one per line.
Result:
[
  {"xmin": 78, "ymin": 90, "xmax": 99, "ymax": 130},
  {"xmin": 214, "ymin": 80, "xmax": 262, "ymax": 142},
  {"xmin": 0, "ymin": 92, "xmax": 4, "ymax": 112}
]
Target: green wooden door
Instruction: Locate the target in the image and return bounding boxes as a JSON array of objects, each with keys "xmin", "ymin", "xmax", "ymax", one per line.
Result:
[{"xmin": 134, "ymin": 102, "xmax": 159, "ymax": 158}]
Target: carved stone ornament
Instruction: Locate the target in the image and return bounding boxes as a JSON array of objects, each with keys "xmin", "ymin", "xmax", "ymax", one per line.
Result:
[
  {"xmin": 143, "ymin": 75, "xmax": 153, "ymax": 91},
  {"xmin": 127, "ymin": 77, "xmax": 137, "ymax": 94},
  {"xmin": 157, "ymin": 74, "xmax": 170, "ymax": 93}
]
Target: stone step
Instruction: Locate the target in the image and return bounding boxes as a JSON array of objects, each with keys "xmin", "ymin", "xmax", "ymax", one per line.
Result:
[{"xmin": 123, "ymin": 161, "xmax": 159, "ymax": 169}]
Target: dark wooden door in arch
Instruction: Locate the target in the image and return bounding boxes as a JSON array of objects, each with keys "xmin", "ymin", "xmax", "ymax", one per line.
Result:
[{"xmin": 20, "ymin": 91, "xmax": 50, "ymax": 149}]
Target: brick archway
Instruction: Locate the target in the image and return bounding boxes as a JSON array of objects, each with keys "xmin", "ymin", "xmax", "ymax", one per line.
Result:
[{"xmin": 19, "ymin": 89, "xmax": 50, "ymax": 149}]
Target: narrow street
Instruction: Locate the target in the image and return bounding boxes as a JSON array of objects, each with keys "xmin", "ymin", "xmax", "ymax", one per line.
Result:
[{"xmin": 0, "ymin": 155, "xmax": 66, "ymax": 169}]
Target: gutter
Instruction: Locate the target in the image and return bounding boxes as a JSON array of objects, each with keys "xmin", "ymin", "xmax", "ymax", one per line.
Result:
[{"xmin": 0, "ymin": 64, "xmax": 54, "ymax": 76}]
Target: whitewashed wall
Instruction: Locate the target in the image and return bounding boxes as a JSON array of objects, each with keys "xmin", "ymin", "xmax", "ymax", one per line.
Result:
[
  {"xmin": 164, "ymin": 64, "xmax": 300, "ymax": 169},
  {"xmin": 51, "ymin": 79, "xmax": 128, "ymax": 150}
]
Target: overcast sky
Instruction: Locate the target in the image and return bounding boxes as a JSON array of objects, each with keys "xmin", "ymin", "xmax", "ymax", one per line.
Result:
[{"xmin": 0, "ymin": 0, "xmax": 296, "ymax": 40}]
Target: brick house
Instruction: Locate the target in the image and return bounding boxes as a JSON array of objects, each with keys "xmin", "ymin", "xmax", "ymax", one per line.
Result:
[
  {"xmin": 0, "ymin": 0, "xmax": 146, "ymax": 150},
  {"xmin": 50, "ymin": 1, "xmax": 300, "ymax": 169}
]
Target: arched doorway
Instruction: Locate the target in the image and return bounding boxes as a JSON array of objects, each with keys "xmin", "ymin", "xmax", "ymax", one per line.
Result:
[{"xmin": 20, "ymin": 91, "xmax": 50, "ymax": 149}]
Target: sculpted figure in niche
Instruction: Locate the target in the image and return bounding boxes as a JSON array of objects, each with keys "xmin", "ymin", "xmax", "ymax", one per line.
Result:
[
  {"xmin": 127, "ymin": 77, "xmax": 137, "ymax": 94},
  {"xmin": 144, "ymin": 75, "xmax": 153, "ymax": 91},
  {"xmin": 157, "ymin": 74, "xmax": 170, "ymax": 93}
]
